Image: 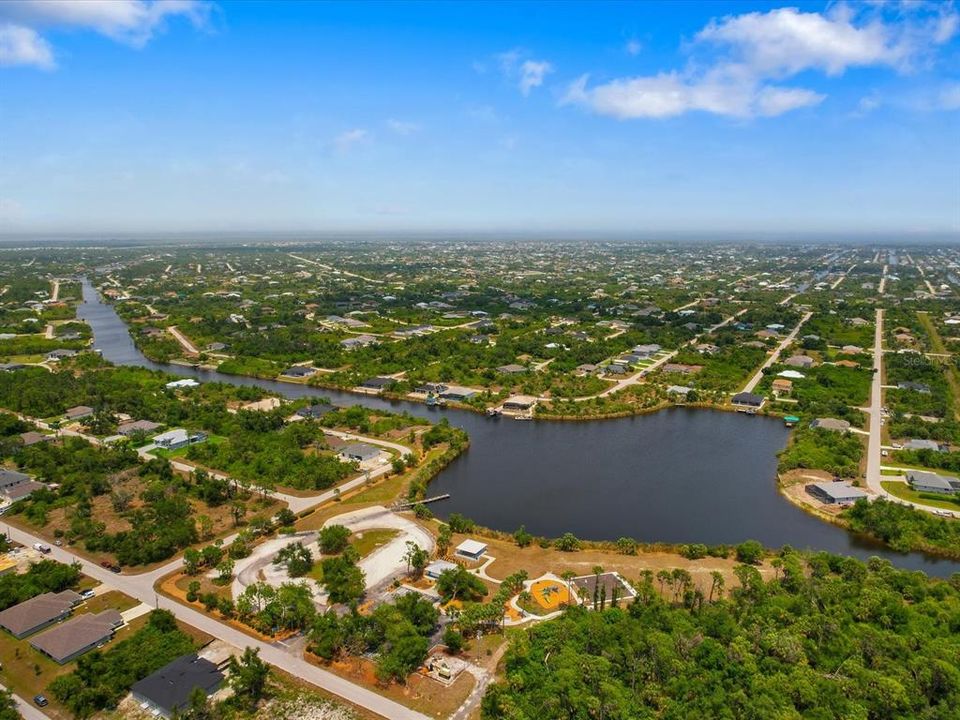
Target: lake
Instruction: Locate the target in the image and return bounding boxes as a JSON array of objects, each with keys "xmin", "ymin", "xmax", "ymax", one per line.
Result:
[{"xmin": 78, "ymin": 279, "xmax": 960, "ymax": 575}]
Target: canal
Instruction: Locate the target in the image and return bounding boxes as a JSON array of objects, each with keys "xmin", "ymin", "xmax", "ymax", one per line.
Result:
[{"xmin": 78, "ymin": 279, "xmax": 960, "ymax": 575}]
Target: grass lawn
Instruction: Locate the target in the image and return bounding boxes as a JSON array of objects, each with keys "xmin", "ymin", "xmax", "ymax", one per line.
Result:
[
  {"xmin": 351, "ymin": 529, "xmax": 400, "ymax": 559},
  {"xmin": 881, "ymin": 481, "xmax": 960, "ymax": 511}
]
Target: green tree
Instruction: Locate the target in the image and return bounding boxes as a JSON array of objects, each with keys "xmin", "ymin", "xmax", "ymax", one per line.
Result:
[
  {"xmin": 227, "ymin": 647, "xmax": 269, "ymax": 711},
  {"xmin": 318, "ymin": 524, "xmax": 352, "ymax": 554}
]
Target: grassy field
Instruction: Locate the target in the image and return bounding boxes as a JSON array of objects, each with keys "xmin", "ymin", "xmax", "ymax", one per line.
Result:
[
  {"xmin": 351, "ymin": 528, "xmax": 400, "ymax": 558},
  {"xmin": 881, "ymin": 480, "xmax": 960, "ymax": 511}
]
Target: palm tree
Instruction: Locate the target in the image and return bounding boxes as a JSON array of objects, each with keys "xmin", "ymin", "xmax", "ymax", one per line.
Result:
[
  {"xmin": 560, "ymin": 570, "xmax": 576, "ymax": 606},
  {"xmin": 709, "ymin": 570, "xmax": 725, "ymax": 602}
]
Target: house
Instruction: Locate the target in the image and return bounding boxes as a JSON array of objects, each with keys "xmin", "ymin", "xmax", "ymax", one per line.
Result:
[
  {"xmin": 455, "ymin": 539, "xmax": 487, "ymax": 561},
  {"xmin": 340, "ymin": 335, "xmax": 377, "ymax": 350},
  {"xmin": 810, "ymin": 418, "xmax": 851, "ymax": 433},
  {"xmin": 45, "ymin": 349, "xmax": 77, "ymax": 361},
  {"xmin": 662, "ymin": 363, "xmax": 703, "ymax": 375},
  {"xmin": 898, "ymin": 381, "xmax": 931, "ymax": 394},
  {"xmin": 502, "ymin": 395, "xmax": 537, "ymax": 411},
  {"xmin": 575, "ymin": 363, "xmax": 598, "ymax": 375},
  {"xmin": 424, "ymin": 559, "xmax": 459, "ymax": 580},
  {"xmin": 153, "ymin": 429, "xmax": 207, "ymax": 451},
  {"xmin": 131, "ymin": 654, "xmax": 225, "ymax": 719},
  {"xmin": 281, "ymin": 366, "xmax": 317, "ymax": 378},
  {"xmin": 907, "ymin": 470, "xmax": 960, "ymax": 494},
  {"xmin": 0, "ymin": 469, "xmax": 32, "ymax": 493},
  {"xmin": 64, "ymin": 405, "xmax": 94, "ymax": 420},
  {"xmin": 806, "ymin": 482, "xmax": 868, "ymax": 505},
  {"xmin": 631, "ymin": 344, "xmax": 661, "ymax": 358},
  {"xmin": 695, "ymin": 343, "xmax": 719, "ymax": 355},
  {"xmin": 497, "ymin": 364, "xmax": 527, "ymax": 374},
  {"xmin": 835, "ymin": 360, "xmax": 860, "ymax": 368},
  {"xmin": 771, "ymin": 378, "xmax": 793, "ymax": 396},
  {"xmin": 337, "ymin": 442, "xmax": 384, "ymax": 465},
  {"xmin": 117, "ymin": 419, "xmax": 162, "ymax": 436},
  {"xmin": 361, "ymin": 376, "xmax": 395, "ymax": 391},
  {"xmin": 777, "ymin": 370, "xmax": 805, "ymax": 379},
  {"xmin": 731, "ymin": 392, "xmax": 764, "ymax": 409},
  {"xmin": 417, "ymin": 383, "xmax": 449, "ymax": 395},
  {"xmin": 296, "ymin": 403, "xmax": 334, "ymax": 419},
  {"xmin": 904, "ymin": 439, "xmax": 943, "ymax": 452},
  {"xmin": 205, "ymin": 342, "xmax": 227, "ymax": 352},
  {"xmin": 3, "ymin": 481, "xmax": 45, "ymax": 503},
  {"xmin": 840, "ymin": 345, "xmax": 863, "ymax": 355},
  {"xmin": 667, "ymin": 385, "xmax": 693, "ymax": 397},
  {"xmin": 440, "ymin": 386, "xmax": 477, "ymax": 401},
  {"xmin": 241, "ymin": 397, "xmax": 282, "ymax": 413},
  {"xmin": 0, "ymin": 590, "xmax": 81, "ymax": 639},
  {"xmin": 165, "ymin": 378, "xmax": 199, "ymax": 389},
  {"xmin": 0, "ymin": 363, "xmax": 25, "ymax": 372},
  {"xmin": 605, "ymin": 363, "xmax": 628, "ymax": 375},
  {"xmin": 30, "ymin": 610, "xmax": 123, "ymax": 664},
  {"xmin": 784, "ymin": 355, "xmax": 815, "ymax": 368},
  {"xmin": 18, "ymin": 431, "xmax": 52, "ymax": 447}
]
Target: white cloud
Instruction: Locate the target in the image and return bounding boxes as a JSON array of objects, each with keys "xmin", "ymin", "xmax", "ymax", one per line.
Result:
[
  {"xmin": 696, "ymin": 6, "xmax": 906, "ymax": 77},
  {"xmin": 519, "ymin": 59, "xmax": 553, "ymax": 95},
  {"xmin": 496, "ymin": 48, "xmax": 553, "ymax": 95},
  {"xmin": 565, "ymin": 3, "xmax": 957, "ymax": 120},
  {"xmin": 625, "ymin": 39, "xmax": 642, "ymax": 56},
  {"xmin": 386, "ymin": 119, "xmax": 420, "ymax": 135},
  {"xmin": 0, "ymin": 22, "xmax": 53, "ymax": 68},
  {"xmin": 563, "ymin": 71, "xmax": 823, "ymax": 119},
  {"xmin": 333, "ymin": 128, "xmax": 369, "ymax": 153},
  {"xmin": 0, "ymin": 0, "xmax": 211, "ymax": 69}
]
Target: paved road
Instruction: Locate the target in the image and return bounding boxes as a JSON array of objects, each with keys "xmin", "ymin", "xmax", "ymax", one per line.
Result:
[
  {"xmin": 741, "ymin": 311, "xmax": 813, "ymax": 393},
  {"xmin": 863, "ymin": 309, "xmax": 960, "ymax": 518},
  {"xmin": 2, "ymin": 523, "xmax": 429, "ymax": 720},
  {"xmin": 167, "ymin": 325, "xmax": 200, "ymax": 355}
]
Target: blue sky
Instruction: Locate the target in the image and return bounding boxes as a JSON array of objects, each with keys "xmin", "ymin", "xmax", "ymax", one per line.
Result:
[{"xmin": 0, "ymin": 0, "xmax": 958, "ymax": 235}]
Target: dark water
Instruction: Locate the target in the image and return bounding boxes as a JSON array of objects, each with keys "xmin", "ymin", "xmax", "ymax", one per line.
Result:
[{"xmin": 78, "ymin": 280, "xmax": 960, "ymax": 576}]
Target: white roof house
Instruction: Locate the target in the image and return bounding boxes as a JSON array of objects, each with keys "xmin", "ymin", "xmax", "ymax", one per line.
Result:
[
  {"xmin": 455, "ymin": 539, "xmax": 487, "ymax": 560},
  {"xmin": 166, "ymin": 379, "xmax": 199, "ymax": 389}
]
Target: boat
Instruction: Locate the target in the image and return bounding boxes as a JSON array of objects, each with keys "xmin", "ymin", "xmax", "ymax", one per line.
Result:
[
  {"xmin": 514, "ymin": 413, "xmax": 533, "ymax": 421},
  {"xmin": 783, "ymin": 415, "xmax": 800, "ymax": 427},
  {"xmin": 486, "ymin": 407, "xmax": 502, "ymax": 417}
]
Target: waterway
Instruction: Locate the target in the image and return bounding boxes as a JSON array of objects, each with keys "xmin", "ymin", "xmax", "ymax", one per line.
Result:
[{"xmin": 78, "ymin": 279, "xmax": 960, "ymax": 575}]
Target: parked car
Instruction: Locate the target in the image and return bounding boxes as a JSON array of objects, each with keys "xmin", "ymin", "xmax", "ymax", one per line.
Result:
[
  {"xmin": 109, "ymin": 565, "xmax": 121, "ymax": 574},
  {"xmin": 34, "ymin": 694, "xmax": 48, "ymax": 707},
  {"xmin": 32, "ymin": 542, "xmax": 51, "ymax": 554},
  {"xmin": 79, "ymin": 589, "xmax": 95, "ymax": 600},
  {"xmin": 100, "ymin": 560, "xmax": 113, "ymax": 568}
]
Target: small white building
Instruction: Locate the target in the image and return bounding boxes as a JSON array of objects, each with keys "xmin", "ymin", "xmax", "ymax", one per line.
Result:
[
  {"xmin": 425, "ymin": 559, "xmax": 458, "ymax": 579},
  {"xmin": 455, "ymin": 539, "xmax": 487, "ymax": 561},
  {"xmin": 165, "ymin": 378, "xmax": 199, "ymax": 390}
]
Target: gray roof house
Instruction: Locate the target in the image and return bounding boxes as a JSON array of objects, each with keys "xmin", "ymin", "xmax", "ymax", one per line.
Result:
[
  {"xmin": 281, "ymin": 365, "xmax": 317, "ymax": 378},
  {"xmin": 64, "ymin": 405, "xmax": 94, "ymax": 420},
  {"xmin": 131, "ymin": 653, "xmax": 224, "ymax": 718},
  {"xmin": 0, "ymin": 469, "xmax": 31, "ymax": 491},
  {"xmin": 810, "ymin": 418, "xmax": 851, "ymax": 433},
  {"xmin": 907, "ymin": 470, "xmax": 960, "ymax": 494},
  {"xmin": 338, "ymin": 442, "xmax": 382, "ymax": 464},
  {"xmin": 30, "ymin": 609, "xmax": 123, "ymax": 664},
  {"xmin": 784, "ymin": 355, "xmax": 815, "ymax": 368},
  {"xmin": 806, "ymin": 482, "xmax": 868, "ymax": 505},
  {"xmin": 0, "ymin": 590, "xmax": 81, "ymax": 639},
  {"xmin": 898, "ymin": 381, "xmax": 932, "ymax": 394},
  {"xmin": 731, "ymin": 392, "xmax": 764, "ymax": 408},
  {"xmin": 117, "ymin": 419, "xmax": 162, "ymax": 436},
  {"xmin": 904, "ymin": 439, "xmax": 943, "ymax": 452}
]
